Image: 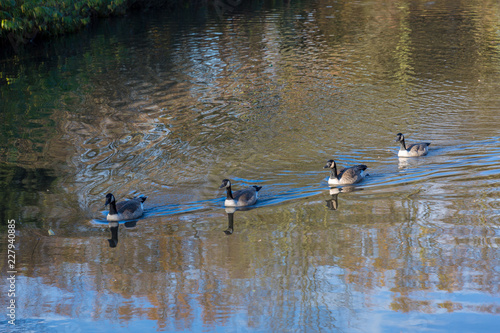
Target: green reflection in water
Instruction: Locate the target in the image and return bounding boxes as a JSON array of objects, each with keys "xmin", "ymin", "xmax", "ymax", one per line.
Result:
[{"xmin": 0, "ymin": 165, "xmax": 57, "ymax": 227}]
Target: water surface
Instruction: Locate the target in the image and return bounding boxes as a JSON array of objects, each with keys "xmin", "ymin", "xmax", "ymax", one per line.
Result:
[{"xmin": 1, "ymin": 0, "xmax": 500, "ymax": 332}]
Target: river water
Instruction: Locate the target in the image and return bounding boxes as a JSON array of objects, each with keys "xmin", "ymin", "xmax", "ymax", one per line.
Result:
[{"xmin": 1, "ymin": 0, "xmax": 499, "ymax": 332}]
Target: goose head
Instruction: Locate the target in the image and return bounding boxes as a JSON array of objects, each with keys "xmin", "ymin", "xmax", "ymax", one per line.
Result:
[
  {"xmin": 220, "ymin": 179, "xmax": 231, "ymax": 189},
  {"xmin": 323, "ymin": 160, "xmax": 336, "ymax": 170},
  {"xmin": 104, "ymin": 193, "xmax": 115, "ymax": 206},
  {"xmin": 395, "ymin": 133, "xmax": 404, "ymax": 143}
]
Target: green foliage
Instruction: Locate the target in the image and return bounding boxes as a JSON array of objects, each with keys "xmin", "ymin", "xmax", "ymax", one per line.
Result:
[
  {"xmin": 0, "ymin": 0, "xmax": 232, "ymax": 48},
  {"xmin": 0, "ymin": 0, "xmax": 128, "ymax": 44}
]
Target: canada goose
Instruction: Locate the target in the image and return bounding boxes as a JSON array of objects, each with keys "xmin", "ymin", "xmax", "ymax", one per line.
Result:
[
  {"xmin": 220, "ymin": 179, "xmax": 262, "ymax": 207},
  {"xmin": 104, "ymin": 193, "xmax": 147, "ymax": 221},
  {"xmin": 324, "ymin": 160, "xmax": 368, "ymax": 185},
  {"xmin": 396, "ymin": 133, "xmax": 431, "ymax": 157}
]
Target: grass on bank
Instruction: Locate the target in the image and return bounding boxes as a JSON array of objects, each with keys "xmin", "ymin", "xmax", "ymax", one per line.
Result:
[{"xmin": 0, "ymin": 0, "xmax": 205, "ymax": 49}]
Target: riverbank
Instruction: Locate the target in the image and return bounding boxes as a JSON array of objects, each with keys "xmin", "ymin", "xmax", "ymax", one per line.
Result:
[{"xmin": 0, "ymin": 0, "xmax": 215, "ymax": 51}]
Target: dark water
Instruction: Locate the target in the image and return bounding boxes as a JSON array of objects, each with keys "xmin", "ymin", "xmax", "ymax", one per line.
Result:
[{"xmin": 1, "ymin": 0, "xmax": 500, "ymax": 332}]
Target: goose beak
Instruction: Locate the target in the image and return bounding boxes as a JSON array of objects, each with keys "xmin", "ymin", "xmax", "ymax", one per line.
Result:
[{"xmin": 219, "ymin": 184, "xmax": 225, "ymax": 189}]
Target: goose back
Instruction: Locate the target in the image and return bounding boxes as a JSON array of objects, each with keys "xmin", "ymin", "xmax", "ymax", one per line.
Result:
[
  {"xmin": 399, "ymin": 142, "xmax": 431, "ymax": 157},
  {"xmin": 331, "ymin": 165, "xmax": 367, "ymax": 185},
  {"xmin": 230, "ymin": 186, "xmax": 261, "ymax": 206}
]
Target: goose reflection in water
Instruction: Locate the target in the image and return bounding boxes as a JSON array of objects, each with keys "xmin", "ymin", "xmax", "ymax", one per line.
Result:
[
  {"xmin": 325, "ymin": 186, "xmax": 362, "ymax": 211},
  {"xmin": 398, "ymin": 156, "xmax": 430, "ymax": 170},
  {"xmin": 224, "ymin": 208, "xmax": 235, "ymax": 235},
  {"xmin": 107, "ymin": 220, "xmax": 137, "ymax": 248},
  {"xmin": 223, "ymin": 206, "xmax": 256, "ymax": 235}
]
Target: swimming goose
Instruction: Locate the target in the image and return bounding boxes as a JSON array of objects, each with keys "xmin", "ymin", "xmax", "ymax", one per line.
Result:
[
  {"xmin": 104, "ymin": 193, "xmax": 147, "ymax": 221},
  {"xmin": 396, "ymin": 133, "xmax": 431, "ymax": 157},
  {"xmin": 324, "ymin": 160, "xmax": 367, "ymax": 185},
  {"xmin": 220, "ymin": 179, "xmax": 262, "ymax": 207}
]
